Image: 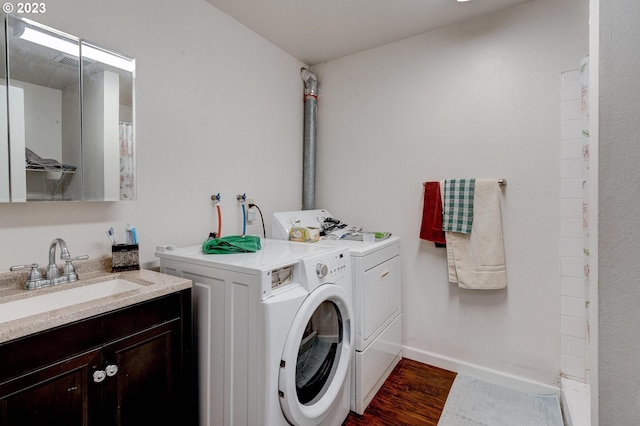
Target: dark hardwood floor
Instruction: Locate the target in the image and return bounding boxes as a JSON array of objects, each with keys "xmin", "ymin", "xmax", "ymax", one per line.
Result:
[{"xmin": 343, "ymin": 359, "xmax": 457, "ymax": 426}]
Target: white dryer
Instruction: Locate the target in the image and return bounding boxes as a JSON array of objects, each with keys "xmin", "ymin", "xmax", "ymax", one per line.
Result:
[
  {"xmin": 156, "ymin": 239, "xmax": 353, "ymax": 426},
  {"xmin": 272, "ymin": 210, "xmax": 402, "ymax": 415}
]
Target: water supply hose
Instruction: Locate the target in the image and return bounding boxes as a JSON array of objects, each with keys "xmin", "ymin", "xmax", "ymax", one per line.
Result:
[
  {"xmin": 242, "ymin": 203, "xmax": 247, "ymax": 236},
  {"xmin": 237, "ymin": 193, "xmax": 247, "ymax": 236},
  {"xmin": 212, "ymin": 193, "xmax": 222, "ymax": 237}
]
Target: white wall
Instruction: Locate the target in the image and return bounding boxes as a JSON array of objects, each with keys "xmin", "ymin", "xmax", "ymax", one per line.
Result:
[
  {"xmin": 312, "ymin": 0, "xmax": 588, "ymax": 385},
  {"xmin": 598, "ymin": 0, "xmax": 640, "ymax": 423},
  {"xmin": 0, "ymin": 0, "xmax": 306, "ymax": 269}
]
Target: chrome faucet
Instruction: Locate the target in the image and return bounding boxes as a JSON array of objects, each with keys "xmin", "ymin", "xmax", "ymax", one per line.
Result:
[
  {"xmin": 47, "ymin": 238, "xmax": 70, "ymax": 282},
  {"xmin": 10, "ymin": 238, "xmax": 89, "ymax": 290}
]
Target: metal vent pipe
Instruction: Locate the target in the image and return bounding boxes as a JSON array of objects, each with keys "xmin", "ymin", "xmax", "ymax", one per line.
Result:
[{"xmin": 300, "ymin": 68, "xmax": 318, "ymax": 210}]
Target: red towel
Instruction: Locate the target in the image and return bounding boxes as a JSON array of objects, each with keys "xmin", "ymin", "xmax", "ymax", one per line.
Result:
[{"xmin": 420, "ymin": 182, "xmax": 446, "ymax": 246}]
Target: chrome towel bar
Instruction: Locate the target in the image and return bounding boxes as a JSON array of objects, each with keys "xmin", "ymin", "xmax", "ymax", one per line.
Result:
[{"xmin": 423, "ymin": 179, "xmax": 507, "ymax": 187}]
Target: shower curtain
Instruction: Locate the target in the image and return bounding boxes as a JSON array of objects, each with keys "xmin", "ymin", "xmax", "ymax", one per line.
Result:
[{"xmin": 119, "ymin": 121, "xmax": 135, "ymax": 200}]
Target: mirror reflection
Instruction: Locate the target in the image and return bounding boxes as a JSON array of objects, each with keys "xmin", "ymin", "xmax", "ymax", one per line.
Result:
[
  {"xmin": 8, "ymin": 14, "xmax": 82, "ymax": 201},
  {"xmin": 2, "ymin": 14, "xmax": 135, "ymax": 202},
  {"xmin": 81, "ymin": 41, "xmax": 135, "ymax": 201}
]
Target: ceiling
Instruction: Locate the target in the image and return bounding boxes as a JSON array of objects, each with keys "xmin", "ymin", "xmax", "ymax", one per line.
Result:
[{"xmin": 205, "ymin": 0, "xmax": 533, "ymax": 66}]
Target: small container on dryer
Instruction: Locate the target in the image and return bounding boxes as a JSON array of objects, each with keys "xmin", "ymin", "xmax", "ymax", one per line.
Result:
[{"xmin": 289, "ymin": 226, "xmax": 320, "ymax": 243}]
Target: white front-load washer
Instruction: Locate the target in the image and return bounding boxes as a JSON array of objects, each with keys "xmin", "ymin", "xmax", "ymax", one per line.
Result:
[
  {"xmin": 156, "ymin": 239, "xmax": 353, "ymax": 426},
  {"xmin": 272, "ymin": 209, "xmax": 402, "ymax": 415}
]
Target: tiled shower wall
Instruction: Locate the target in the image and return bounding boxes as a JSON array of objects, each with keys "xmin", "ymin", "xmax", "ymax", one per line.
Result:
[{"xmin": 560, "ymin": 68, "xmax": 588, "ymax": 382}]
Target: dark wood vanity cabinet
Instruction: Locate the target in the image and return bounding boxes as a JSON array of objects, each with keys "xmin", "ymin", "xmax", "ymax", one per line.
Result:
[{"xmin": 0, "ymin": 290, "xmax": 193, "ymax": 426}]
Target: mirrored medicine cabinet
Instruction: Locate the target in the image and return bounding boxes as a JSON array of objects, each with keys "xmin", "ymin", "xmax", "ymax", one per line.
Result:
[{"xmin": 0, "ymin": 13, "xmax": 136, "ymax": 202}]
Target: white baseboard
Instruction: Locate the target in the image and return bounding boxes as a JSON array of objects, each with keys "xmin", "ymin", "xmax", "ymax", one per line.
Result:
[{"xmin": 402, "ymin": 345, "xmax": 560, "ymax": 396}]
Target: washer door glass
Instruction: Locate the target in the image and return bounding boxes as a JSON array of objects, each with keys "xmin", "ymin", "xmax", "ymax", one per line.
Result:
[
  {"xmin": 278, "ymin": 284, "xmax": 352, "ymax": 425},
  {"xmin": 296, "ymin": 300, "xmax": 342, "ymax": 404}
]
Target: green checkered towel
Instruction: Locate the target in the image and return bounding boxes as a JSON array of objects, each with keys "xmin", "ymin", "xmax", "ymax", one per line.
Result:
[
  {"xmin": 442, "ymin": 179, "xmax": 476, "ymax": 234},
  {"xmin": 202, "ymin": 235, "xmax": 262, "ymax": 254}
]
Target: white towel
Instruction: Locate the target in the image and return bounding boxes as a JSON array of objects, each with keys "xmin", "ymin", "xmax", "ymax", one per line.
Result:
[{"xmin": 441, "ymin": 179, "xmax": 507, "ymax": 290}]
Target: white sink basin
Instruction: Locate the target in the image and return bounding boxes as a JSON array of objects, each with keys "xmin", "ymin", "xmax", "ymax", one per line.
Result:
[{"xmin": 0, "ymin": 279, "xmax": 143, "ymax": 323}]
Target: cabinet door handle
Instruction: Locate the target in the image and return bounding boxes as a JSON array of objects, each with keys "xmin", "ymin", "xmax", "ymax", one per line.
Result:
[
  {"xmin": 93, "ymin": 370, "xmax": 107, "ymax": 383},
  {"xmin": 380, "ymin": 270, "xmax": 390, "ymax": 280},
  {"xmin": 105, "ymin": 364, "xmax": 119, "ymax": 377}
]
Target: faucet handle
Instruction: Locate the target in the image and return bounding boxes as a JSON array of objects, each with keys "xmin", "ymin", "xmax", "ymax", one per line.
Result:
[
  {"xmin": 63, "ymin": 255, "xmax": 89, "ymax": 282},
  {"xmin": 10, "ymin": 263, "xmax": 30, "ymax": 272},
  {"xmin": 10, "ymin": 263, "xmax": 40, "ymax": 273},
  {"xmin": 10, "ymin": 264, "xmax": 43, "ymax": 288}
]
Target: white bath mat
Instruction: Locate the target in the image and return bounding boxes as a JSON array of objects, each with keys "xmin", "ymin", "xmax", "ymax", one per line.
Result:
[{"xmin": 438, "ymin": 374, "xmax": 563, "ymax": 426}]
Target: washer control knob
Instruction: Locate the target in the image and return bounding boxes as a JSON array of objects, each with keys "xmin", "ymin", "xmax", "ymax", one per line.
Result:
[{"xmin": 316, "ymin": 263, "xmax": 329, "ymax": 278}]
